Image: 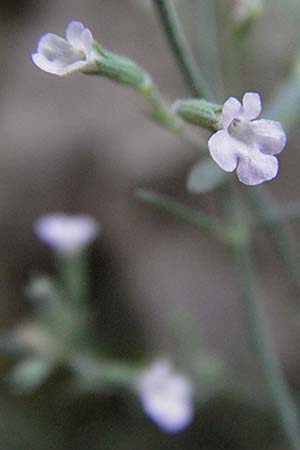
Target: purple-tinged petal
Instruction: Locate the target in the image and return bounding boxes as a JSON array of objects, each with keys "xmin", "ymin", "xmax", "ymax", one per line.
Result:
[
  {"xmin": 208, "ymin": 130, "xmax": 239, "ymax": 172},
  {"xmin": 221, "ymin": 97, "xmax": 242, "ymax": 128},
  {"xmin": 236, "ymin": 149, "xmax": 279, "ymax": 185},
  {"xmin": 66, "ymin": 20, "xmax": 85, "ymax": 47},
  {"xmin": 249, "ymin": 119, "xmax": 287, "ymax": 155},
  {"xmin": 32, "ymin": 21, "xmax": 97, "ymax": 76},
  {"xmin": 32, "ymin": 53, "xmax": 70, "ymax": 75},
  {"xmin": 241, "ymin": 92, "xmax": 261, "ymax": 121}
]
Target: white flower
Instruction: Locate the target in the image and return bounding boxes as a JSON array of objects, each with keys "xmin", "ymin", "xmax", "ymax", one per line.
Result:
[
  {"xmin": 137, "ymin": 359, "xmax": 194, "ymax": 433},
  {"xmin": 208, "ymin": 92, "xmax": 287, "ymax": 185},
  {"xmin": 34, "ymin": 213, "xmax": 100, "ymax": 254},
  {"xmin": 32, "ymin": 20, "xmax": 98, "ymax": 76}
]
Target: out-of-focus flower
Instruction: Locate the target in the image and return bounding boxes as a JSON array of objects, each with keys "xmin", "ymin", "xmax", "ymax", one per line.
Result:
[
  {"xmin": 32, "ymin": 20, "xmax": 98, "ymax": 76},
  {"xmin": 137, "ymin": 359, "xmax": 194, "ymax": 433},
  {"xmin": 208, "ymin": 92, "xmax": 287, "ymax": 185},
  {"xmin": 34, "ymin": 213, "xmax": 100, "ymax": 253}
]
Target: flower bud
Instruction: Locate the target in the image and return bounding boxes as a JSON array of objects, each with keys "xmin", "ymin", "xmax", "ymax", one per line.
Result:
[{"xmin": 173, "ymin": 98, "xmax": 221, "ymax": 131}]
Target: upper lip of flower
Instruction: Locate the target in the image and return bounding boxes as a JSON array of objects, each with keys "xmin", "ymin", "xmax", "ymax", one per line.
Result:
[
  {"xmin": 32, "ymin": 20, "xmax": 95, "ymax": 76},
  {"xmin": 208, "ymin": 92, "xmax": 287, "ymax": 186}
]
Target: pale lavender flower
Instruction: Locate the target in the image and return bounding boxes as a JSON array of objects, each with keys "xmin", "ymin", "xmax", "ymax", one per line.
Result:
[
  {"xmin": 34, "ymin": 213, "xmax": 100, "ymax": 253},
  {"xmin": 208, "ymin": 92, "xmax": 287, "ymax": 185},
  {"xmin": 32, "ymin": 20, "xmax": 98, "ymax": 76},
  {"xmin": 138, "ymin": 359, "xmax": 194, "ymax": 433}
]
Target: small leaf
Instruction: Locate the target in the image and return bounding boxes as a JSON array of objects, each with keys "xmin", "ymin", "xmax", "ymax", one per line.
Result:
[{"xmin": 187, "ymin": 158, "xmax": 228, "ymax": 193}]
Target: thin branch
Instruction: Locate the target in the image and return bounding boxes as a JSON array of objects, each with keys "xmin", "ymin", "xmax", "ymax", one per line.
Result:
[{"xmin": 152, "ymin": 0, "xmax": 214, "ymax": 99}]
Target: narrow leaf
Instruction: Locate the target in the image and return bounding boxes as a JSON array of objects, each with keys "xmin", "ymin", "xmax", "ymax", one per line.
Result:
[{"xmin": 137, "ymin": 189, "xmax": 220, "ymax": 232}]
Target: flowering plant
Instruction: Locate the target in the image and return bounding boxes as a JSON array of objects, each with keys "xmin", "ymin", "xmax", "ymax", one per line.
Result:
[
  {"xmin": 27, "ymin": 11, "xmax": 300, "ymax": 448},
  {"xmin": 2, "ymin": 3, "xmax": 300, "ymax": 450}
]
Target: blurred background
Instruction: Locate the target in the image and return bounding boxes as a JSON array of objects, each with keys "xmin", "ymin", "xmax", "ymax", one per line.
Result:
[{"xmin": 0, "ymin": 0, "xmax": 300, "ymax": 448}]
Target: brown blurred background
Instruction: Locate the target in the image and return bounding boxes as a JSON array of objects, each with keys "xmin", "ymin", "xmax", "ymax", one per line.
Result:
[{"xmin": 0, "ymin": 0, "xmax": 300, "ymax": 449}]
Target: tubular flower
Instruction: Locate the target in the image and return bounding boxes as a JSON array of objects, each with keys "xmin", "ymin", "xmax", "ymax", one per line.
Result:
[
  {"xmin": 208, "ymin": 92, "xmax": 287, "ymax": 185},
  {"xmin": 137, "ymin": 359, "xmax": 194, "ymax": 433},
  {"xmin": 32, "ymin": 20, "xmax": 98, "ymax": 76}
]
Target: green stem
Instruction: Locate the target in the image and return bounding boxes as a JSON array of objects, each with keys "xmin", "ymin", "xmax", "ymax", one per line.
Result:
[
  {"xmin": 152, "ymin": 0, "xmax": 214, "ymax": 99},
  {"xmin": 58, "ymin": 250, "xmax": 90, "ymax": 308},
  {"xmin": 192, "ymin": 0, "xmax": 224, "ymax": 100},
  {"xmin": 228, "ymin": 188, "xmax": 300, "ymax": 450},
  {"xmin": 69, "ymin": 353, "xmax": 139, "ymax": 388},
  {"xmin": 139, "ymin": 81, "xmax": 208, "ymax": 150},
  {"xmin": 137, "ymin": 189, "xmax": 226, "ymax": 237},
  {"xmin": 235, "ymin": 239, "xmax": 300, "ymax": 450}
]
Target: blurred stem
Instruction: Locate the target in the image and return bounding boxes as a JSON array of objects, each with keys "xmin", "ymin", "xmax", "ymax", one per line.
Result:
[
  {"xmin": 258, "ymin": 200, "xmax": 300, "ymax": 225},
  {"xmin": 152, "ymin": 0, "xmax": 214, "ymax": 99},
  {"xmin": 263, "ymin": 59, "xmax": 300, "ymax": 132},
  {"xmin": 217, "ymin": 0, "xmax": 242, "ymax": 96},
  {"xmin": 225, "ymin": 186, "xmax": 300, "ymax": 450},
  {"xmin": 206, "ymin": 0, "xmax": 225, "ymax": 100},
  {"xmin": 246, "ymin": 187, "xmax": 300, "ymax": 292},
  {"xmin": 137, "ymin": 189, "xmax": 229, "ymax": 239},
  {"xmin": 192, "ymin": 0, "xmax": 224, "ymax": 100},
  {"xmin": 58, "ymin": 250, "xmax": 90, "ymax": 308},
  {"xmin": 69, "ymin": 353, "xmax": 139, "ymax": 388}
]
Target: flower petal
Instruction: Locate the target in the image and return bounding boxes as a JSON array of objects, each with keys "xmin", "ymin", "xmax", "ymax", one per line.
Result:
[
  {"xmin": 242, "ymin": 92, "xmax": 261, "ymax": 121},
  {"xmin": 236, "ymin": 149, "xmax": 279, "ymax": 185},
  {"xmin": 249, "ymin": 119, "xmax": 287, "ymax": 155},
  {"xmin": 37, "ymin": 33, "xmax": 71, "ymax": 56},
  {"xmin": 32, "ymin": 53, "xmax": 69, "ymax": 75},
  {"xmin": 208, "ymin": 130, "xmax": 239, "ymax": 172},
  {"xmin": 221, "ymin": 97, "xmax": 242, "ymax": 128},
  {"xmin": 66, "ymin": 20, "xmax": 85, "ymax": 47},
  {"xmin": 33, "ymin": 31, "xmax": 89, "ymax": 75},
  {"xmin": 80, "ymin": 28, "xmax": 94, "ymax": 55}
]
